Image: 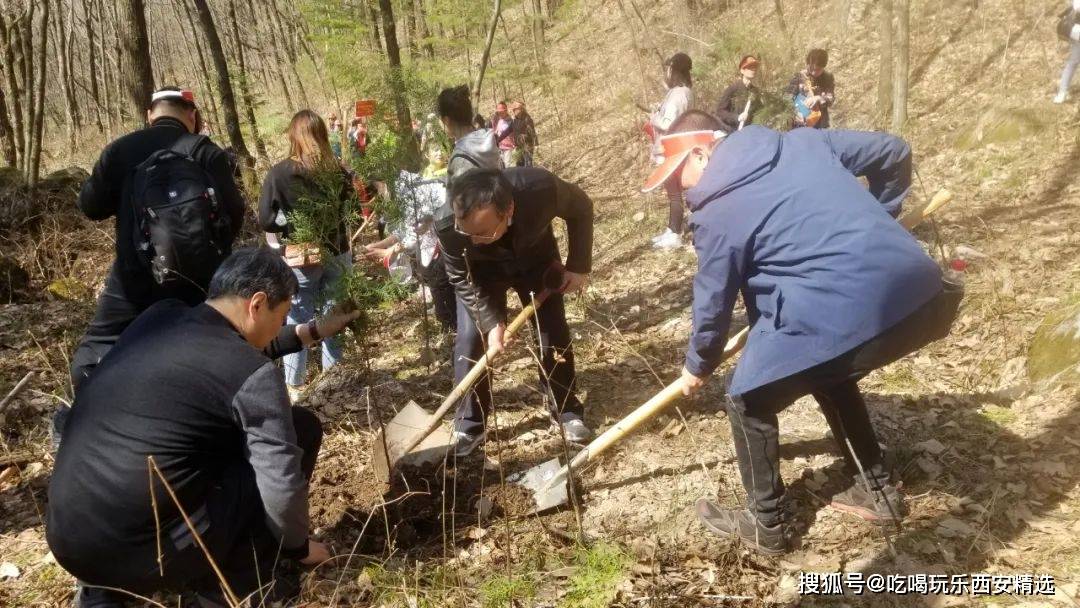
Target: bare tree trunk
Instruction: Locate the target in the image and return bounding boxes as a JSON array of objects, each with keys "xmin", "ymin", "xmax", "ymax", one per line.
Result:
[
  {"xmin": 366, "ymin": 0, "xmax": 383, "ymax": 53},
  {"xmin": 376, "ymin": 0, "xmax": 412, "ymax": 133},
  {"xmin": 891, "ymin": 0, "xmax": 909, "ymax": 134},
  {"xmin": 472, "ymin": 0, "xmax": 502, "ymax": 108},
  {"xmin": 64, "ymin": 0, "xmax": 81, "ymax": 131},
  {"xmin": 0, "ymin": 87, "xmax": 14, "ymax": 167},
  {"xmin": 0, "ymin": 8, "xmax": 24, "ymax": 167},
  {"xmin": 190, "ymin": 0, "xmax": 253, "ymax": 173},
  {"xmin": 267, "ymin": 0, "xmax": 308, "ymax": 106},
  {"xmin": 415, "ymin": 0, "xmax": 434, "ymax": 59},
  {"xmin": 877, "ymin": 0, "xmax": 893, "ymax": 123},
  {"xmin": 115, "ymin": 0, "xmax": 154, "ymax": 130},
  {"xmin": 773, "ymin": 0, "xmax": 788, "ymax": 34},
  {"xmin": 28, "ymin": 0, "xmax": 49, "ymax": 187},
  {"xmin": 109, "ymin": 0, "xmax": 127, "ymax": 126},
  {"xmin": 53, "ymin": 0, "xmax": 80, "ymax": 148},
  {"xmin": 294, "ymin": 18, "xmax": 336, "ymax": 106},
  {"xmin": 20, "ymin": 2, "xmax": 35, "ymax": 175},
  {"xmin": 81, "ymin": 0, "xmax": 103, "ymax": 130},
  {"xmin": 244, "ymin": 0, "xmax": 295, "ymax": 111},
  {"xmin": 226, "ymin": 0, "xmax": 267, "ymax": 162},
  {"xmin": 95, "ymin": 0, "xmax": 116, "ymax": 137},
  {"xmin": 404, "ymin": 0, "xmax": 418, "ymax": 60},
  {"xmin": 178, "ymin": 0, "xmax": 223, "ymax": 133},
  {"xmin": 530, "ymin": 0, "xmax": 544, "ymax": 49}
]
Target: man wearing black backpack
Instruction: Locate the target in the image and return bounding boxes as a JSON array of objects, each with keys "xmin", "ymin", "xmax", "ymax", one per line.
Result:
[{"xmin": 57, "ymin": 87, "xmax": 245, "ymax": 443}]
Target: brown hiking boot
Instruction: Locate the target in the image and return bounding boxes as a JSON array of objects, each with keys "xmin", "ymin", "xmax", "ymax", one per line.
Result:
[
  {"xmin": 829, "ymin": 482, "xmax": 908, "ymax": 522},
  {"xmin": 695, "ymin": 498, "xmax": 791, "ymax": 555}
]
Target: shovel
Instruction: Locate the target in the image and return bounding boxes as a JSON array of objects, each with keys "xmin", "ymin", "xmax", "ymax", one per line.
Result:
[
  {"xmin": 512, "ymin": 331, "xmax": 747, "ymax": 512},
  {"xmin": 372, "ymin": 263, "xmax": 567, "ymax": 483},
  {"xmin": 513, "ymin": 189, "xmax": 955, "ymax": 511}
]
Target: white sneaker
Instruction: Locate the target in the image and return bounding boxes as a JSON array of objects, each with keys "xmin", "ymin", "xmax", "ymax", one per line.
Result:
[
  {"xmin": 1053, "ymin": 92, "xmax": 1067, "ymax": 104},
  {"xmin": 555, "ymin": 415, "xmax": 593, "ymax": 443},
  {"xmin": 652, "ymin": 229, "xmax": 682, "ymax": 250}
]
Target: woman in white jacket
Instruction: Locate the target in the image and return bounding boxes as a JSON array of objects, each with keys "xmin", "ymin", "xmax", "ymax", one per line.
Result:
[
  {"xmin": 1055, "ymin": 0, "xmax": 1080, "ymax": 103},
  {"xmin": 649, "ymin": 52, "xmax": 694, "ymax": 249}
]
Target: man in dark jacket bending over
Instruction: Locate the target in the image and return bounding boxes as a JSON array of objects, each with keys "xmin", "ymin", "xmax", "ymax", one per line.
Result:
[
  {"xmin": 435, "ymin": 168, "xmax": 594, "ymax": 455},
  {"xmin": 642, "ymin": 111, "xmax": 960, "ymax": 554},
  {"xmin": 47, "ymin": 248, "xmax": 348, "ymax": 606}
]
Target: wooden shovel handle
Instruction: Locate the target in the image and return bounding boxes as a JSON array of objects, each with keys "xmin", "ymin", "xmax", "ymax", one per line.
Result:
[
  {"xmin": 550, "ymin": 325, "xmax": 748, "ymax": 485},
  {"xmin": 398, "ymin": 290, "xmax": 552, "ymax": 457},
  {"xmin": 899, "ymin": 189, "xmax": 952, "ymax": 231}
]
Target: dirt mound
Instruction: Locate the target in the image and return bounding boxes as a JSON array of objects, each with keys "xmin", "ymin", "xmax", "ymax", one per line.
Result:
[{"xmin": 311, "ymin": 441, "xmax": 550, "ymax": 557}]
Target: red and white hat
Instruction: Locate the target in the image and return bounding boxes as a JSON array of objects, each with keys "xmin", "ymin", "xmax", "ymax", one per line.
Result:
[
  {"xmin": 150, "ymin": 88, "xmax": 197, "ymax": 107},
  {"xmin": 641, "ymin": 130, "xmax": 725, "ymax": 193}
]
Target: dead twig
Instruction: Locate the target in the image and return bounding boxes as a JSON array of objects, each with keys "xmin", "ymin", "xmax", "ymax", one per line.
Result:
[
  {"xmin": 0, "ymin": 371, "xmax": 34, "ymax": 411},
  {"xmin": 146, "ymin": 455, "xmax": 241, "ymax": 607}
]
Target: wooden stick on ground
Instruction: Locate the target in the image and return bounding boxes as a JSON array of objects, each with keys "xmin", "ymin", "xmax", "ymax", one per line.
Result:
[{"xmin": 0, "ymin": 372, "xmax": 35, "ymax": 412}]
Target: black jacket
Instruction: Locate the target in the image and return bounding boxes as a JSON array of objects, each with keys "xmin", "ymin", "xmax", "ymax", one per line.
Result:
[
  {"xmin": 78, "ymin": 117, "xmax": 245, "ymax": 302},
  {"xmin": 435, "ymin": 167, "xmax": 593, "ymax": 333},
  {"xmin": 47, "ymin": 301, "xmax": 312, "ymax": 586},
  {"xmin": 258, "ymin": 158, "xmax": 352, "ymax": 256},
  {"xmin": 714, "ymin": 80, "xmax": 762, "ymax": 132}
]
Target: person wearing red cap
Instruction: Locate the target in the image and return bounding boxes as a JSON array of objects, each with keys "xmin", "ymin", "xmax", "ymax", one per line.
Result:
[
  {"xmin": 643, "ymin": 110, "xmax": 960, "ymax": 554},
  {"xmin": 647, "ymin": 52, "xmax": 694, "ymax": 250},
  {"xmin": 58, "ymin": 87, "xmax": 246, "ymax": 445},
  {"xmin": 714, "ymin": 55, "xmax": 762, "ymax": 132}
]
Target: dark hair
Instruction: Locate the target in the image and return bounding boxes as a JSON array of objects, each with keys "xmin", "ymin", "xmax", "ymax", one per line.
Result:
[
  {"xmin": 207, "ymin": 247, "xmax": 299, "ymax": 307},
  {"xmin": 437, "ymin": 85, "xmax": 474, "ymax": 127},
  {"xmin": 806, "ymin": 48, "xmax": 829, "ymax": 68},
  {"xmin": 668, "ymin": 110, "xmax": 724, "ymax": 134},
  {"xmin": 149, "ymin": 86, "xmax": 196, "ymax": 112},
  {"xmin": 665, "ymin": 52, "xmax": 693, "ymax": 88},
  {"xmin": 472, "ymin": 113, "xmax": 487, "ymax": 129},
  {"xmin": 448, "ymin": 169, "xmax": 514, "ymax": 219}
]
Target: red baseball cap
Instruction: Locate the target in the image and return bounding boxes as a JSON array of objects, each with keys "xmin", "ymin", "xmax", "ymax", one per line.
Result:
[{"xmin": 641, "ymin": 130, "xmax": 725, "ymax": 193}]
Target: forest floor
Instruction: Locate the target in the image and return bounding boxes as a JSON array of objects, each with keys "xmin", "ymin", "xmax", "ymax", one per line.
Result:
[{"xmin": 2, "ymin": 0, "xmax": 1080, "ymax": 606}]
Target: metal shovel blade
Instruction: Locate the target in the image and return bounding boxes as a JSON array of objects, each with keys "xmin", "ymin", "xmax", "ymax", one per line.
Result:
[
  {"xmin": 372, "ymin": 400, "xmax": 454, "ymax": 483},
  {"xmin": 510, "ymin": 457, "xmax": 569, "ymax": 513}
]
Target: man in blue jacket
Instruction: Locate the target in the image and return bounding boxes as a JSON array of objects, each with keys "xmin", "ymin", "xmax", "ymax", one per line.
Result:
[{"xmin": 642, "ymin": 111, "xmax": 959, "ymax": 554}]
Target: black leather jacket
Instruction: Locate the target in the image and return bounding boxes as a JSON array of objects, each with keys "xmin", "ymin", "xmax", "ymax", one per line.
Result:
[{"xmin": 434, "ymin": 167, "xmax": 593, "ymax": 333}]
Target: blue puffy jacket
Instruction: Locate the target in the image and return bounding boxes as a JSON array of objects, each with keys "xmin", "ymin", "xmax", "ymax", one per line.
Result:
[{"xmin": 684, "ymin": 126, "xmax": 943, "ymax": 395}]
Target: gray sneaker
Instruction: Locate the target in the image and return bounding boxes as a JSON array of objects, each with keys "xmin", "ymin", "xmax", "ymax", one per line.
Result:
[
  {"xmin": 829, "ymin": 481, "xmax": 907, "ymax": 522},
  {"xmin": 555, "ymin": 415, "xmax": 592, "ymax": 443},
  {"xmin": 452, "ymin": 430, "xmax": 486, "ymax": 457},
  {"xmin": 695, "ymin": 499, "xmax": 791, "ymax": 555}
]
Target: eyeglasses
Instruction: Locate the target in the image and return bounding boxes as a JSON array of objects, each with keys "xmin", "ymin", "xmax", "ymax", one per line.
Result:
[{"xmin": 454, "ymin": 213, "xmax": 509, "ymax": 242}]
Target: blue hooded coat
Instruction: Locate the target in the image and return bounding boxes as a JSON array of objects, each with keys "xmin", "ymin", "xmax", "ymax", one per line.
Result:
[{"xmin": 684, "ymin": 126, "xmax": 943, "ymax": 396}]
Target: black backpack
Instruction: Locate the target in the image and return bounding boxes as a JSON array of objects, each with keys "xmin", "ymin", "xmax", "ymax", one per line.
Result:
[{"xmin": 130, "ymin": 134, "xmax": 232, "ymax": 290}]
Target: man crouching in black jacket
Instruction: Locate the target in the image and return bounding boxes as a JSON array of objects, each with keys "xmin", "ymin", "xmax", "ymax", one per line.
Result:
[
  {"xmin": 435, "ymin": 168, "xmax": 594, "ymax": 456},
  {"xmin": 47, "ymin": 248, "xmax": 352, "ymax": 607}
]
